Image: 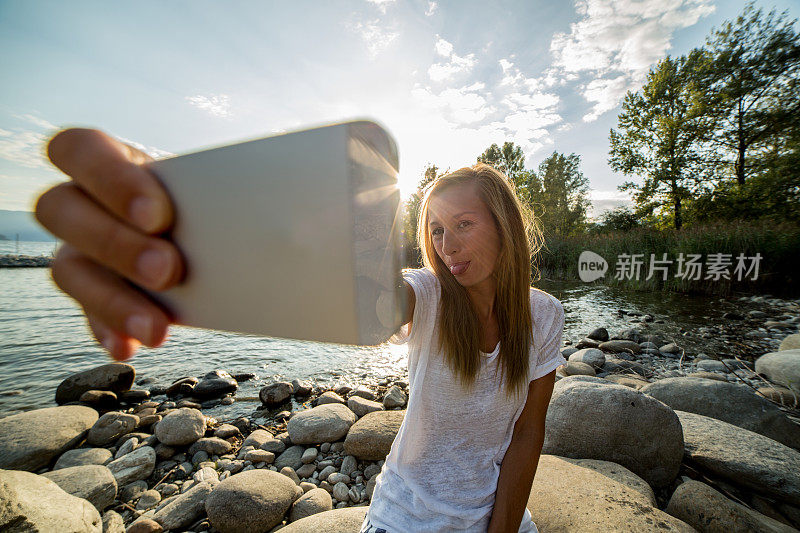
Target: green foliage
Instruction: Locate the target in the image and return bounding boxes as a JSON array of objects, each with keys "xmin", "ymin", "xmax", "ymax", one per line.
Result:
[
  {"xmin": 477, "ymin": 142, "xmax": 525, "ymax": 183},
  {"xmin": 591, "ymin": 206, "xmax": 641, "ymax": 233},
  {"xmin": 402, "ymin": 164, "xmax": 446, "ymax": 267},
  {"xmin": 538, "ymin": 221, "xmax": 800, "ymax": 296},
  {"xmin": 532, "ymin": 152, "xmax": 591, "ymax": 237}
]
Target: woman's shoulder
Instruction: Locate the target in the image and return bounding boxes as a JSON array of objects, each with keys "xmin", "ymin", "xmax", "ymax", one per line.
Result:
[
  {"xmin": 528, "ymin": 286, "xmax": 564, "ymax": 320},
  {"xmin": 402, "ymin": 267, "xmax": 439, "ymax": 287}
]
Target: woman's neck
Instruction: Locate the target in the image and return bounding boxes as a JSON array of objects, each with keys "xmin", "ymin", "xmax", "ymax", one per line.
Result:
[{"xmin": 466, "ymin": 278, "xmax": 497, "ymax": 321}]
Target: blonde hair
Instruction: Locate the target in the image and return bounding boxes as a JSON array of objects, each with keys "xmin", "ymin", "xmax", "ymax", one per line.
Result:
[{"xmin": 416, "ymin": 163, "xmax": 543, "ymax": 402}]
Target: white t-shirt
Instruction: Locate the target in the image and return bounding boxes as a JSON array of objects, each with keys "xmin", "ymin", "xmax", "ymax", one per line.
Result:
[{"xmin": 365, "ymin": 267, "xmax": 566, "ymax": 532}]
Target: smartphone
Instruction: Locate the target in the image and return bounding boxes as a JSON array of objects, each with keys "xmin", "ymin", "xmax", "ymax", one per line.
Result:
[{"xmin": 143, "ymin": 119, "xmax": 406, "ymax": 346}]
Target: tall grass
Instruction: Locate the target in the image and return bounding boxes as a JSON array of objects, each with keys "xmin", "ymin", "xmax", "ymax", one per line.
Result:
[{"xmin": 536, "ymin": 221, "xmax": 800, "ymax": 296}]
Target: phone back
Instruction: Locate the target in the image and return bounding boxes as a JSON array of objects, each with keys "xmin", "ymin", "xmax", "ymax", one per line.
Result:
[{"xmin": 145, "ymin": 120, "xmax": 405, "ymax": 345}]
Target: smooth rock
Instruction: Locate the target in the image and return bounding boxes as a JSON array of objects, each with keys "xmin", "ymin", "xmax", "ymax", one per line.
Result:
[
  {"xmin": 154, "ymin": 408, "xmax": 206, "ymax": 446},
  {"xmin": 696, "ymin": 359, "xmax": 729, "ymax": 373},
  {"xmin": 756, "ymin": 349, "xmax": 800, "ymax": 394},
  {"xmin": 667, "ymin": 479, "xmax": 796, "ymax": 532},
  {"xmin": 0, "ymin": 405, "xmax": 98, "ymax": 471},
  {"xmin": 188, "ymin": 437, "xmax": 233, "ymax": 456},
  {"xmin": 42, "ymin": 464, "xmax": 117, "ymax": 511},
  {"xmin": 780, "ymin": 334, "xmax": 800, "ymax": 352},
  {"xmin": 676, "ymin": 410, "xmax": 800, "ymax": 506},
  {"xmin": 347, "ymin": 396, "xmax": 385, "ymax": 417},
  {"xmin": 289, "ymin": 487, "xmax": 333, "ymax": 521},
  {"xmin": 587, "ymin": 327, "xmax": 609, "ymax": 342},
  {"xmin": 242, "ymin": 428, "xmax": 274, "ymax": 448},
  {"xmin": 192, "ymin": 370, "xmax": 238, "ymax": 399},
  {"xmin": 87, "ymin": 411, "xmax": 140, "ymax": 446},
  {"xmin": 275, "ymin": 445, "xmax": 305, "ymax": 470},
  {"xmin": 287, "ymin": 403, "xmax": 357, "ymax": 445},
  {"xmin": 205, "ymin": 470, "xmax": 296, "ymax": 533},
  {"xmin": 344, "ymin": 410, "xmax": 405, "ymax": 461},
  {"xmin": 686, "ymin": 371, "xmax": 728, "ymax": 382},
  {"xmin": 126, "ymin": 518, "xmax": 163, "ymax": 533},
  {"xmin": 259, "ymin": 382, "xmax": 293, "ymax": 406},
  {"xmin": 106, "ymin": 445, "xmax": 156, "ymax": 486},
  {"xmin": 315, "ymin": 391, "xmax": 346, "ymax": 405},
  {"xmin": 542, "ymin": 377, "xmax": 683, "ymax": 488},
  {"xmin": 102, "ymin": 510, "xmax": 126, "ymax": 533},
  {"xmin": 603, "ymin": 374, "xmax": 649, "ymax": 389},
  {"xmin": 278, "ymin": 506, "xmax": 368, "ymax": 532},
  {"xmin": 758, "ymin": 386, "xmax": 799, "ymax": 408},
  {"xmin": 565, "ymin": 361, "xmax": 595, "ymax": 376},
  {"xmin": 56, "ymin": 363, "xmax": 135, "ymax": 405},
  {"xmin": 641, "ymin": 377, "xmax": 800, "ymax": 450},
  {"xmin": 526, "ymin": 455, "xmax": 693, "ymax": 531},
  {"xmin": 0, "ymin": 468, "xmax": 102, "ymax": 532},
  {"xmin": 135, "ymin": 489, "xmax": 162, "ymax": 510},
  {"xmin": 568, "ymin": 348, "xmax": 605, "ymax": 370},
  {"xmin": 151, "ymin": 480, "xmax": 214, "ymax": 531},
  {"xmin": 55, "ymin": 447, "xmax": 113, "ymax": 470},
  {"xmin": 598, "ymin": 340, "xmax": 641, "ymax": 354},
  {"xmin": 79, "ymin": 389, "xmax": 118, "ymax": 409}
]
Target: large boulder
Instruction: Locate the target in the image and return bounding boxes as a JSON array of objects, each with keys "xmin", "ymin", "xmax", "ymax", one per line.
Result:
[
  {"xmin": 204, "ymin": 470, "xmax": 297, "ymax": 533},
  {"xmin": 278, "ymin": 506, "xmax": 369, "ymax": 532},
  {"xmin": 0, "ymin": 469, "xmax": 102, "ymax": 532},
  {"xmin": 154, "ymin": 408, "xmax": 206, "ymax": 446},
  {"xmin": 756, "ymin": 349, "xmax": 800, "ymax": 394},
  {"xmin": 676, "ymin": 410, "xmax": 800, "ymax": 506},
  {"xmin": 42, "ymin": 464, "xmax": 117, "ymax": 511},
  {"xmin": 55, "ymin": 363, "xmax": 135, "ymax": 404},
  {"xmin": 641, "ymin": 377, "xmax": 800, "ymax": 450},
  {"xmin": 287, "ymin": 404, "xmax": 357, "ymax": 445},
  {"xmin": 0, "ymin": 405, "xmax": 98, "ymax": 471},
  {"xmin": 344, "ymin": 410, "xmax": 405, "ymax": 461},
  {"xmin": 780, "ymin": 334, "xmax": 800, "ymax": 352},
  {"xmin": 541, "ymin": 377, "xmax": 684, "ymax": 488},
  {"xmin": 667, "ymin": 479, "xmax": 797, "ymax": 533},
  {"xmin": 526, "ymin": 455, "xmax": 694, "ymax": 531},
  {"xmin": 152, "ymin": 480, "xmax": 215, "ymax": 531}
]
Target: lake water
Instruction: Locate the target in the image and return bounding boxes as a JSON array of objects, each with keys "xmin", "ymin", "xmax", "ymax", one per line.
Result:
[{"xmin": 0, "ymin": 241, "xmax": 789, "ymax": 421}]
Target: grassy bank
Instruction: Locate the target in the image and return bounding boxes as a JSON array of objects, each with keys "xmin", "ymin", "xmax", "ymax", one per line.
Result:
[{"xmin": 536, "ymin": 221, "xmax": 800, "ymax": 297}]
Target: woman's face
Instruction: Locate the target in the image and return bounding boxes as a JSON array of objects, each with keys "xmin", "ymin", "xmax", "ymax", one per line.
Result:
[{"xmin": 427, "ymin": 181, "xmax": 501, "ymax": 290}]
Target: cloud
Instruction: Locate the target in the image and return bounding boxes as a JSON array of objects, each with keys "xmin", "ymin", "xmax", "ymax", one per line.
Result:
[
  {"xmin": 14, "ymin": 114, "xmax": 57, "ymax": 131},
  {"xmin": 116, "ymin": 136, "xmax": 175, "ymax": 160},
  {"xmin": 412, "ymin": 82, "xmax": 494, "ymax": 124},
  {"xmin": 549, "ymin": 0, "xmax": 715, "ymax": 121},
  {"xmin": 428, "ymin": 36, "xmax": 477, "ymax": 82},
  {"xmin": 365, "ymin": 0, "xmax": 396, "ymax": 14},
  {"xmin": 588, "ymin": 189, "xmax": 632, "ymax": 219},
  {"xmin": 185, "ymin": 94, "xmax": 231, "ymax": 117},
  {"xmin": 347, "ymin": 18, "xmax": 399, "ymax": 57},
  {"xmin": 0, "ymin": 128, "xmax": 49, "ymax": 169},
  {"xmin": 425, "ymin": 1, "xmax": 437, "ymax": 16}
]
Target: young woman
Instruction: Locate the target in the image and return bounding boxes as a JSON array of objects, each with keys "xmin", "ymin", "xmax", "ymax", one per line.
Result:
[
  {"xmin": 361, "ymin": 164, "xmax": 565, "ymax": 533},
  {"xmin": 36, "ymin": 129, "xmax": 565, "ymax": 532}
]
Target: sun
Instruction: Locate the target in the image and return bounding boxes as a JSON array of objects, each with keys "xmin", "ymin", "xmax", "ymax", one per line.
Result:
[{"xmin": 396, "ymin": 170, "xmax": 419, "ymax": 201}]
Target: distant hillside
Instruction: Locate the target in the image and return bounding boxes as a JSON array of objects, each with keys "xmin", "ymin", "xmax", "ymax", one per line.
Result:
[{"xmin": 0, "ymin": 210, "xmax": 56, "ymax": 242}]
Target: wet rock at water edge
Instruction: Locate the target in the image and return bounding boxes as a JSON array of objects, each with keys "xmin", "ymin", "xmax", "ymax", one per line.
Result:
[
  {"xmin": 191, "ymin": 370, "xmax": 238, "ymax": 399},
  {"xmin": 154, "ymin": 408, "xmax": 206, "ymax": 446},
  {"xmin": 55, "ymin": 363, "xmax": 135, "ymax": 405},
  {"xmin": 260, "ymin": 381, "xmax": 293, "ymax": 406}
]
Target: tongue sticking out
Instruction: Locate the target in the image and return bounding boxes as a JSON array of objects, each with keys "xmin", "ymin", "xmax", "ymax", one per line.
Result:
[{"xmin": 450, "ymin": 262, "xmax": 469, "ymax": 275}]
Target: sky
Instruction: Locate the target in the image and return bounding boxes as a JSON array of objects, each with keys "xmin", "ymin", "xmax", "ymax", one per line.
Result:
[{"xmin": 1, "ymin": 0, "xmax": 797, "ymax": 218}]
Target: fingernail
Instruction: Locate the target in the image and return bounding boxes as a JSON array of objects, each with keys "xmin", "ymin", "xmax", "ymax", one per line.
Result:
[
  {"xmin": 136, "ymin": 248, "xmax": 171, "ymax": 287},
  {"xmin": 129, "ymin": 197, "xmax": 162, "ymax": 232},
  {"xmin": 126, "ymin": 314, "xmax": 152, "ymax": 345}
]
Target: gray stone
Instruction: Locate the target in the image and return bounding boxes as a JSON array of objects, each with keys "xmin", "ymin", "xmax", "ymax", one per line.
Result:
[
  {"xmin": 382, "ymin": 385, "xmax": 407, "ymax": 409},
  {"xmin": 667, "ymin": 479, "xmax": 797, "ymax": 532},
  {"xmin": 289, "ymin": 487, "xmax": 333, "ymax": 522},
  {"xmin": 188, "ymin": 437, "xmax": 233, "ymax": 456},
  {"xmin": 278, "ymin": 507, "xmax": 369, "ymax": 532},
  {"xmin": 598, "ymin": 340, "xmax": 641, "ymax": 354},
  {"xmin": 696, "ymin": 359, "xmax": 729, "ymax": 373},
  {"xmin": 347, "ymin": 395, "xmax": 384, "ymax": 417},
  {"xmin": 259, "ymin": 382, "xmax": 293, "ymax": 406},
  {"xmin": 601, "ymin": 357, "xmax": 650, "ymax": 378},
  {"xmin": 565, "ymin": 361, "xmax": 595, "ymax": 376},
  {"xmin": 87, "ymin": 411, "xmax": 139, "ymax": 446},
  {"xmin": 135, "ymin": 489, "xmax": 162, "ymax": 510},
  {"xmin": 106, "ymin": 445, "xmax": 156, "ymax": 486},
  {"xmin": 42, "ymin": 464, "xmax": 117, "ymax": 511},
  {"xmin": 315, "ymin": 391, "xmax": 346, "ymax": 405},
  {"xmin": 154, "ymin": 408, "xmax": 206, "ymax": 446},
  {"xmin": 120, "ymin": 480, "xmax": 149, "ymax": 502},
  {"xmin": 568, "ymin": 348, "xmax": 605, "ymax": 370},
  {"xmin": 214, "ymin": 424, "xmax": 242, "ymax": 439},
  {"xmin": 526, "ymin": 455, "xmax": 693, "ymax": 532},
  {"xmin": 242, "ymin": 429, "xmax": 275, "ymax": 448},
  {"xmin": 287, "ymin": 404, "xmax": 357, "ymax": 445},
  {"xmin": 780, "ymin": 334, "xmax": 800, "ymax": 352},
  {"xmin": 677, "ymin": 410, "xmax": 800, "ymax": 506},
  {"xmin": 101, "ymin": 510, "xmax": 125, "ymax": 533},
  {"xmin": 204, "ymin": 470, "xmax": 297, "ymax": 533},
  {"xmin": 349, "ymin": 385, "xmax": 376, "ymax": 401},
  {"xmin": 0, "ymin": 469, "xmax": 102, "ymax": 532},
  {"xmin": 291, "ymin": 379, "xmax": 313, "ymax": 396},
  {"xmin": 275, "ymin": 445, "xmax": 306, "ymax": 470},
  {"xmin": 0, "ymin": 405, "xmax": 98, "ymax": 471},
  {"xmin": 641, "ymin": 377, "xmax": 800, "ymax": 450},
  {"xmin": 152, "ymin": 480, "xmax": 214, "ymax": 531},
  {"xmin": 344, "ymin": 410, "xmax": 405, "ymax": 461},
  {"xmin": 756, "ymin": 349, "xmax": 800, "ymax": 394},
  {"xmin": 55, "ymin": 363, "xmax": 135, "ymax": 405},
  {"xmin": 55, "ymin": 447, "xmax": 113, "ymax": 470},
  {"xmin": 541, "ymin": 377, "xmax": 683, "ymax": 488},
  {"xmin": 587, "ymin": 327, "xmax": 609, "ymax": 342}
]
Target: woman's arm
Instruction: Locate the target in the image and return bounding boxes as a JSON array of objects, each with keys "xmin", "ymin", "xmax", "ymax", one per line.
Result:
[
  {"xmin": 487, "ymin": 369, "xmax": 557, "ymax": 533},
  {"xmin": 402, "ymin": 279, "xmax": 416, "ymax": 330}
]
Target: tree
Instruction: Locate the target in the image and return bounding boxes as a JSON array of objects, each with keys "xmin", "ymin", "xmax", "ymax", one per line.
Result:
[
  {"xmin": 533, "ymin": 152, "xmax": 591, "ymax": 236},
  {"xmin": 693, "ymin": 3, "xmax": 800, "ymax": 185},
  {"xmin": 403, "ymin": 164, "xmax": 447, "ymax": 266},
  {"xmin": 477, "ymin": 142, "xmax": 525, "ymax": 183},
  {"xmin": 609, "ymin": 55, "xmax": 707, "ymax": 230},
  {"xmin": 595, "ymin": 206, "xmax": 640, "ymax": 232}
]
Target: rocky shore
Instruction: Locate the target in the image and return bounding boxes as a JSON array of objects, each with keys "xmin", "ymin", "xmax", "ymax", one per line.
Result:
[
  {"xmin": 0, "ymin": 296, "xmax": 799, "ymax": 532},
  {"xmin": 0, "ymin": 254, "xmax": 52, "ymax": 267}
]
